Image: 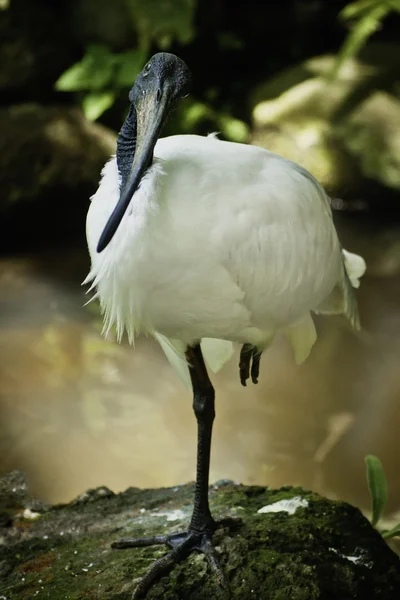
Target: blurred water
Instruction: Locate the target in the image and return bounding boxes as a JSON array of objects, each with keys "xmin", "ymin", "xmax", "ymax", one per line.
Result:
[{"xmin": 1, "ymin": 216, "xmax": 400, "ymax": 521}]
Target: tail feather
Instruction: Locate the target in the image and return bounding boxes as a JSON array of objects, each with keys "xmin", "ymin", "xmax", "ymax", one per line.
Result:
[
  {"xmin": 342, "ymin": 269, "xmax": 361, "ymax": 330},
  {"xmin": 314, "ymin": 248, "xmax": 366, "ymax": 330},
  {"xmin": 283, "ymin": 313, "xmax": 317, "ymax": 364},
  {"xmin": 341, "ymin": 249, "xmax": 366, "ymax": 331},
  {"xmin": 201, "ymin": 338, "xmax": 234, "ymax": 373},
  {"xmin": 153, "ymin": 333, "xmax": 191, "ymax": 389},
  {"xmin": 342, "ymin": 249, "xmax": 366, "ymax": 289},
  {"xmin": 154, "ymin": 333, "xmax": 233, "ymax": 389}
]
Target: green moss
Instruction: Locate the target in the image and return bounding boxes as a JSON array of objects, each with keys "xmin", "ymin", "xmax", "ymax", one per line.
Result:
[{"xmin": 1, "ymin": 472, "xmax": 399, "ymax": 599}]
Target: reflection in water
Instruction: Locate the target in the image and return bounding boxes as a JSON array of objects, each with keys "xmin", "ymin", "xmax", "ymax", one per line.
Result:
[{"xmin": 0, "ymin": 218, "xmax": 400, "ymax": 521}]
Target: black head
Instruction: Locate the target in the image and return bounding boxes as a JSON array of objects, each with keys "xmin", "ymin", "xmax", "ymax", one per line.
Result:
[
  {"xmin": 97, "ymin": 53, "xmax": 192, "ymax": 253},
  {"xmin": 129, "ymin": 52, "xmax": 192, "ymax": 110}
]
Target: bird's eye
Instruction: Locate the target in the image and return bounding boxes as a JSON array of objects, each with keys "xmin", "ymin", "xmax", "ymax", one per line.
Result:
[{"xmin": 143, "ymin": 63, "xmax": 152, "ymax": 76}]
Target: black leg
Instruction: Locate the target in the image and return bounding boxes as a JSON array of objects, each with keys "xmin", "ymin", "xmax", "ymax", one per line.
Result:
[
  {"xmin": 186, "ymin": 343, "xmax": 216, "ymax": 534},
  {"xmin": 112, "ymin": 343, "xmax": 230, "ymax": 599},
  {"xmin": 251, "ymin": 350, "xmax": 261, "ymax": 384},
  {"xmin": 239, "ymin": 344, "xmax": 261, "ymax": 386}
]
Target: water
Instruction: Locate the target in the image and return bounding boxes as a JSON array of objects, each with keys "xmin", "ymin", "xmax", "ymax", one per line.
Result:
[{"xmin": 1, "ymin": 217, "xmax": 400, "ymax": 522}]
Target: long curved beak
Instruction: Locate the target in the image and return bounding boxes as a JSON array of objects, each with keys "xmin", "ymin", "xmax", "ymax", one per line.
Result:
[{"xmin": 97, "ymin": 89, "xmax": 169, "ymax": 253}]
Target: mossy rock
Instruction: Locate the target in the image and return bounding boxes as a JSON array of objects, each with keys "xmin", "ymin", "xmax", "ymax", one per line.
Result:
[{"xmin": 1, "ymin": 471, "xmax": 399, "ymax": 599}]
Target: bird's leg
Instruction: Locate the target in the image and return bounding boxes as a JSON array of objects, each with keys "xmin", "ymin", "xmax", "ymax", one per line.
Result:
[
  {"xmin": 186, "ymin": 343, "xmax": 216, "ymax": 534},
  {"xmin": 239, "ymin": 344, "xmax": 261, "ymax": 386},
  {"xmin": 112, "ymin": 344, "xmax": 229, "ymax": 599}
]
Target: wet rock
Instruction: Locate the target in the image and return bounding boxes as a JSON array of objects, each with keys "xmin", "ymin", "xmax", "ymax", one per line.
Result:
[
  {"xmin": 0, "ymin": 470, "xmax": 30, "ymax": 510},
  {"xmin": 250, "ymin": 43, "xmax": 400, "ymax": 204},
  {"xmin": 0, "ymin": 104, "xmax": 116, "ymax": 250},
  {"xmin": 0, "ymin": 472, "xmax": 399, "ymax": 599},
  {"xmin": 0, "ymin": 471, "xmax": 51, "ymax": 533},
  {"xmin": 71, "ymin": 486, "xmax": 115, "ymax": 505}
]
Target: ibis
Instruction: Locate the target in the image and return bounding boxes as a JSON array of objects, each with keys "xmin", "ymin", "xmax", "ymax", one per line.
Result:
[{"xmin": 85, "ymin": 52, "xmax": 366, "ymax": 598}]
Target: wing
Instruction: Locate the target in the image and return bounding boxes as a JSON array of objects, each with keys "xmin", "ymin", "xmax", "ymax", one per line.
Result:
[{"xmin": 289, "ymin": 158, "xmax": 366, "ymax": 330}]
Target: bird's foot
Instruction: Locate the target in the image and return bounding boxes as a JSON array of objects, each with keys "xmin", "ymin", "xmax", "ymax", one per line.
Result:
[
  {"xmin": 112, "ymin": 518, "xmax": 239, "ymax": 599},
  {"xmin": 239, "ymin": 344, "xmax": 261, "ymax": 386}
]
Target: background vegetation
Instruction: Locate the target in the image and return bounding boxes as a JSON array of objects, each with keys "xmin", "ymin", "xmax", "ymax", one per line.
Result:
[{"xmin": 0, "ymin": 1, "xmax": 400, "ymax": 537}]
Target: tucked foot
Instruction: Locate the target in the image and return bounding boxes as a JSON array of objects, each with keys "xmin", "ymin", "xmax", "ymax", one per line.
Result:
[
  {"xmin": 239, "ymin": 344, "xmax": 261, "ymax": 386},
  {"xmin": 112, "ymin": 526, "xmax": 232, "ymax": 599}
]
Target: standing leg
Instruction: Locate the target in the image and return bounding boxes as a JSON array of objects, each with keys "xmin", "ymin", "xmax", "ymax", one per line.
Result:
[
  {"xmin": 186, "ymin": 343, "xmax": 216, "ymax": 534},
  {"xmin": 112, "ymin": 343, "xmax": 227, "ymax": 599}
]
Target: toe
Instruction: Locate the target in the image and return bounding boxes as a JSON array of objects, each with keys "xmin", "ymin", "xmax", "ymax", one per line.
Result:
[
  {"xmin": 239, "ymin": 344, "xmax": 252, "ymax": 386},
  {"xmin": 251, "ymin": 349, "xmax": 261, "ymax": 384}
]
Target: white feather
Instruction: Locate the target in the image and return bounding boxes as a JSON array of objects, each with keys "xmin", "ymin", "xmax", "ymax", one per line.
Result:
[
  {"xmin": 283, "ymin": 313, "xmax": 317, "ymax": 365},
  {"xmin": 85, "ymin": 134, "xmax": 366, "ymax": 379},
  {"xmin": 153, "ymin": 334, "xmax": 234, "ymax": 389},
  {"xmin": 342, "ymin": 249, "xmax": 366, "ymax": 289},
  {"xmin": 153, "ymin": 333, "xmax": 191, "ymax": 389},
  {"xmin": 201, "ymin": 339, "xmax": 234, "ymax": 373}
]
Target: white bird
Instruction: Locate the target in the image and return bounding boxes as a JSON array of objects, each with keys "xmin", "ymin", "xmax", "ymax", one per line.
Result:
[{"xmin": 84, "ymin": 52, "xmax": 366, "ymax": 598}]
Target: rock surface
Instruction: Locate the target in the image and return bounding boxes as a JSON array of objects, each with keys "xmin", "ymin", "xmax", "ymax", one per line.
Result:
[{"xmin": 0, "ymin": 471, "xmax": 399, "ymax": 599}]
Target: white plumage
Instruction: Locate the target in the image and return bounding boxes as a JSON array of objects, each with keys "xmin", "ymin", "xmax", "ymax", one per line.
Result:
[{"xmin": 85, "ymin": 133, "xmax": 365, "ymax": 384}]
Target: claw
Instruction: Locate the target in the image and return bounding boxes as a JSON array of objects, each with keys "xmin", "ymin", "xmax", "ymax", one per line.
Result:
[
  {"xmin": 131, "ymin": 545, "xmax": 185, "ymax": 599},
  {"xmin": 239, "ymin": 343, "xmax": 252, "ymax": 386},
  {"xmin": 201, "ymin": 537, "xmax": 226, "ymax": 586},
  {"xmin": 251, "ymin": 350, "xmax": 261, "ymax": 384},
  {"xmin": 113, "ymin": 526, "xmax": 232, "ymax": 599}
]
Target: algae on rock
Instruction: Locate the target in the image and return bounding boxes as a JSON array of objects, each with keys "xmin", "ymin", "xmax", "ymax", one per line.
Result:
[{"xmin": 1, "ymin": 471, "xmax": 400, "ymax": 599}]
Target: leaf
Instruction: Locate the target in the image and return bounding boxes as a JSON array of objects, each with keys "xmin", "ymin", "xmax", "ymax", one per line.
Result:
[
  {"xmin": 182, "ymin": 101, "xmax": 213, "ymax": 128},
  {"xmin": 340, "ymin": 0, "xmax": 384, "ymax": 21},
  {"xmin": 82, "ymin": 91, "xmax": 116, "ymax": 121},
  {"xmin": 382, "ymin": 522, "xmax": 400, "ymax": 539},
  {"xmin": 218, "ymin": 115, "xmax": 249, "ymax": 143},
  {"xmin": 331, "ymin": 3, "xmax": 391, "ymax": 77},
  {"xmin": 365, "ymin": 454, "xmax": 388, "ymax": 527},
  {"xmin": 55, "ymin": 45, "xmax": 115, "ymax": 92}
]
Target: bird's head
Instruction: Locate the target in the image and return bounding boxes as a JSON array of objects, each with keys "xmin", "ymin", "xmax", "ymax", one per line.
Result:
[
  {"xmin": 129, "ymin": 53, "xmax": 192, "ymax": 116},
  {"xmin": 97, "ymin": 53, "xmax": 192, "ymax": 253}
]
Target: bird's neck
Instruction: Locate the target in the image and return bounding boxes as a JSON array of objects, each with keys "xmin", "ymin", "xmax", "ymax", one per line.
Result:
[{"xmin": 116, "ymin": 105, "xmax": 138, "ymax": 190}]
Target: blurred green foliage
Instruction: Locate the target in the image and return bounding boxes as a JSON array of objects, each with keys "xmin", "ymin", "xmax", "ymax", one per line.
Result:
[
  {"xmin": 333, "ymin": 0, "xmax": 400, "ymax": 76},
  {"xmin": 365, "ymin": 455, "xmax": 400, "ymax": 539},
  {"xmin": 56, "ymin": 45, "xmax": 147, "ymax": 121},
  {"xmin": 54, "ymin": 0, "xmax": 398, "ymax": 142},
  {"xmin": 365, "ymin": 454, "xmax": 388, "ymax": 527},
  {"xmin": 55, "ymin": 0, "xmax": 200, "ymax": 126},
  {"xmin": 52, "ymin": 0, "xmax": 245, "ymax": 141}
]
